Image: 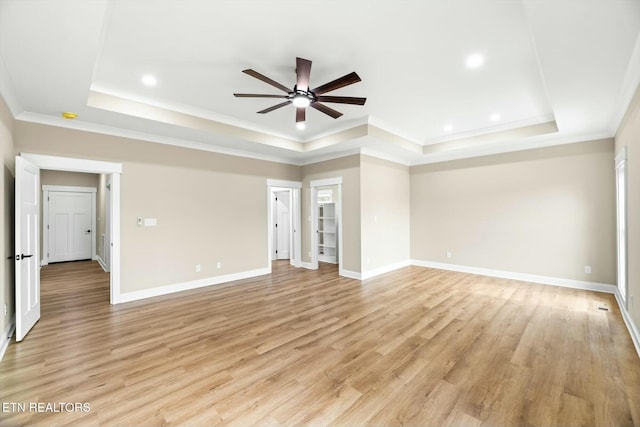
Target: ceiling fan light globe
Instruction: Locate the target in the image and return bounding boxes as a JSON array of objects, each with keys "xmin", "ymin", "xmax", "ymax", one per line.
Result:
[{"xmin": 292, "ymin": 95, "xmax": 311, "ymax": 108}]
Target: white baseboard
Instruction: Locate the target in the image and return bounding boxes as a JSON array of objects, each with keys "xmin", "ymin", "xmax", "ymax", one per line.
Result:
[
  {"xmin": 116, "ymin": 267, "xmax": 270, "ymax": 304},
  {"xmin": 301, "ymin": 261, "xmax": 314, "ymax": 270},
  {"xmin": 340, "ymin": 269, "xmax": 361, "ymax": 280},
  {"xmin": 95, "ymin": 255, "xmax": 109, "ymax": 273},
  {"xmin": 361, "ymin": 259, "xmax": 411, "ymax": 281},
  {"xmin": 614, "ymin": 291, "xmax": 640, "ymax": 359},
  {"xmin": 410, "ymin": 260, "xmax": 616, "ymax": 294},
  {"xmin": 0, "ymin": 316, "xmax": 16, "ymax": 362}
]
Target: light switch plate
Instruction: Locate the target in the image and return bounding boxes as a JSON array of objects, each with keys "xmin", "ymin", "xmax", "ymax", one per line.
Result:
[{"xmin": 144, "ymin": 218, "xmax": 157, "ymax": 227}]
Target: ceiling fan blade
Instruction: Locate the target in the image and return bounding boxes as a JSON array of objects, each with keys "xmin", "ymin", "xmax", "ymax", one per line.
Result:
[
  {"xmin": 242, "ymin": 69, "xmax": 291, "ymax": 93},
  {"xmin": 311, "ymin": 102, "xmax": 343, "ymax": 119},
  {"xmin": 312, "ymin": 72, "xmax": 361, "ymax": 95},
  {"xmin": 234, "ymin": 93, "xmax": 288, "ymax": 98},
  {"xmin": 296, "ymin": 107, "xmax": 306, "ymax": 123},
  {"xmin": 316, "ymin": 96, "xmax": 367, "ymax": 105},
  {"xmin": 257, "ymin": 101, "xmax": 291, "ymax": 114},
  {"xmin": 296, "ymin": 57, "xmax": 312, "ymax": 92}
]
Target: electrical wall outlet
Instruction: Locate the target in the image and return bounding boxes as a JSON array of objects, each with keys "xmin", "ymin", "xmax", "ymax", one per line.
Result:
[
  {"xmin": 584, "ymin": 266, "xmax": 592, "ymax": 274},
  {"xmin": 446, "ymin": 251, "xmax": 452, "ymax": 259},
  {"xmin": 216, "ymin": 261, "xmax": 221, "ymax": 269},
  {"xmin": 195, "ymin": 264, "xmax": 201, "ymax": 272}
]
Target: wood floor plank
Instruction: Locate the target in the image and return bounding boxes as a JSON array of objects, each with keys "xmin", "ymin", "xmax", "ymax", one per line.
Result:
[{"xmin": 0, "ymin": 260, "xmax": 638, "ymax": 426}]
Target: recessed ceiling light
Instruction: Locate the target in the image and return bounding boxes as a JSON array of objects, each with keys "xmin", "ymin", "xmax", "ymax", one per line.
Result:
[
  {"xmin": 490, "ymin": 113, "xmax": 501, "ymax": 121},
  {"xmin": 141, "ymin": 74, "xmax": 157, "ymax": 86},
  {"xmin": 443, "ymin": 124, "xmax": 453, "ymax": 132},
  {"xmin": 61, "ymin": 112, "xmax": 77, "ymax": 119},
  {"xmin": 466, "ymin": 54, "xmax": 484, "ymax": 69},
  {"xmin": 296, "ymin": 122, "xmax": 306, "ymax": 130}
]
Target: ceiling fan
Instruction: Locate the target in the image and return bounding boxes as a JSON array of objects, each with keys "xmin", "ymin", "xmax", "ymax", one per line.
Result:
[{"xmin": 234, "ymin": 57, "xmax": 366, "ymax": 126}]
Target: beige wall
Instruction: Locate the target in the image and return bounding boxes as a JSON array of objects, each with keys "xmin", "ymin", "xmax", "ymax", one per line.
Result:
[
  {"xmin": 1, "ymin": 95, "xmax": 14, "ymax": 337},
  {"xmin": 301, "ymin": 155, "xmax": 361, "ymax": 273},
  {"xmin": 615, "ymin": 82, "xmax": 640, "ymax": 333},
  {"xmin": 15, "ymin": 122, "xmax": 301, "ymax": 293},
  {"xmin": 40, "ymin": 170, "xmax": 98, "ymax": 188},
  {"xmin": 361, "ymin": 155, "xmax": 410, "ymax": 273},
  {"xmin": 410, "ymin": 138, "xmax": 616, "ymax": 284}
]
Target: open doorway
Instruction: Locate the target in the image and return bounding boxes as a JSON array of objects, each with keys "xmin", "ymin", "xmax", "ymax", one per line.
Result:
[
  {"xmin": 266, "ymin": 179, "xmax": 302, "ymax": 270},
  {"xmin": 19, "ymin": 153, "xmax": 121, "ymax": 304},
  {"xmin": 616, "ymin": 147, "xmax": 628, "ymax": 307},
  {"xmin": 272, "ymin": 189, "xmax": 292, "ymax": 261},
  {"xmin": 310, "ymin": 177, "xmax": 343, "ymax": 275}
]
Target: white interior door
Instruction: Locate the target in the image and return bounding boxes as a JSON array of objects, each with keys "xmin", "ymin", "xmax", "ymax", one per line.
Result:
[
  {"xmin": 48, "ymin": 191, "xmax": 92, "ymax": 262},
  {"xmin": 15, "ymin": 156, "xmax": 40, "ymax": 342},
  {"xmin": 275, "ymin": 191, "xmax": 290, "ymax": 259}
]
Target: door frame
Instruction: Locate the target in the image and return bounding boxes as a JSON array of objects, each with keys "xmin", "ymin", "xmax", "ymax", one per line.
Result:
[
  {"xmin": 310, "ymin": 177, "xmax": 343, "ymax": 275},
  {"xmin": 20, "ymin": 153, "xmax": 123, "ymax": 305},
  {"xmin": 42, "ymin": 185, "xmax": 97, "ymax": 266},
  {"xmin": 104, "ymin": 174, "xmax": 112, "ymax": 271},
  {"xmin": 266, "ymin": 179, "xmax": 301, "ymax": 269},
  {"xmin": 615, "ymin": 147, "xmax": 628, "ymax": 308}
]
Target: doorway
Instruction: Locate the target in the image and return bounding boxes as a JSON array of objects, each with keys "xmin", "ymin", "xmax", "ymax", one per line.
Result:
[
  {"xmin": 266, "ymin": 179, "xmax": 301, "ymax": 269},
  {"xmin": 19, "ymin": 153, "xmax": 122, "ymax": 305},
  {"xmin": 310, "ymin": 177, "xmax": 343, "ymax": 275},
  {"xmin": 272, "ymin": 189, "xmax": 291, "ymax": 260},
  {"xmin": 615, "ymin": 147, "xmax": 628, "ymax": 307}
]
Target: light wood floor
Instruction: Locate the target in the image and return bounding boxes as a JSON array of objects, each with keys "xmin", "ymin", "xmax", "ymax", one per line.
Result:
[{"xmin": 1, "ymin": 260, "xmax": 639, "ymax": 426}]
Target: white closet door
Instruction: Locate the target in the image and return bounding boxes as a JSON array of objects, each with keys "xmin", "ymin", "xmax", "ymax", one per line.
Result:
[{"xmin": 48, "ymin": 192, "xmax": 92, "ymax": 262}]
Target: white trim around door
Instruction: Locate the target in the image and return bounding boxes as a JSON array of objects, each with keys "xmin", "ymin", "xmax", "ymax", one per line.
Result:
[
  {"xmin": 20, "ymin": 153, "xmax": 123, "ymax": 305},
  {"xmin": 309, "ymin": 177, "xmax": 344, "ymax": 277},
  {"xmin": 615, "ymin": 147, "xmax": 628, "ymax": 308},
  {"xmin": 266, "ymin": 179, "xmax": 302, "ymax": 271}
]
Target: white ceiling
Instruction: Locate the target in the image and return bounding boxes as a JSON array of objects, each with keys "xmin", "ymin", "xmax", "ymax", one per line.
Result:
[{"xmin": 1, "ymin": 0, "xmax": 639, "ymax": 165}]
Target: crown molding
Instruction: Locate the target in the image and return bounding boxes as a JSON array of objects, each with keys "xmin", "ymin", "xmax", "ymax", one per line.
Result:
[
  {"xmin": 16, "ymin": 111, "xmax": 298, "ymax": 165},
  {"xmin": 413, "ymin": 131, "xmax": 613, "ymax": 165}
]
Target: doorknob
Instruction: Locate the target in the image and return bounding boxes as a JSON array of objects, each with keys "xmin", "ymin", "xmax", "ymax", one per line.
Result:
[
  {"xmin": 85, "ymin": 230, "xmax": 91, "ymax": 233},
  {"xmin": 16, "ymin": 254, "xmax": 33, "ymax": 260}
]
